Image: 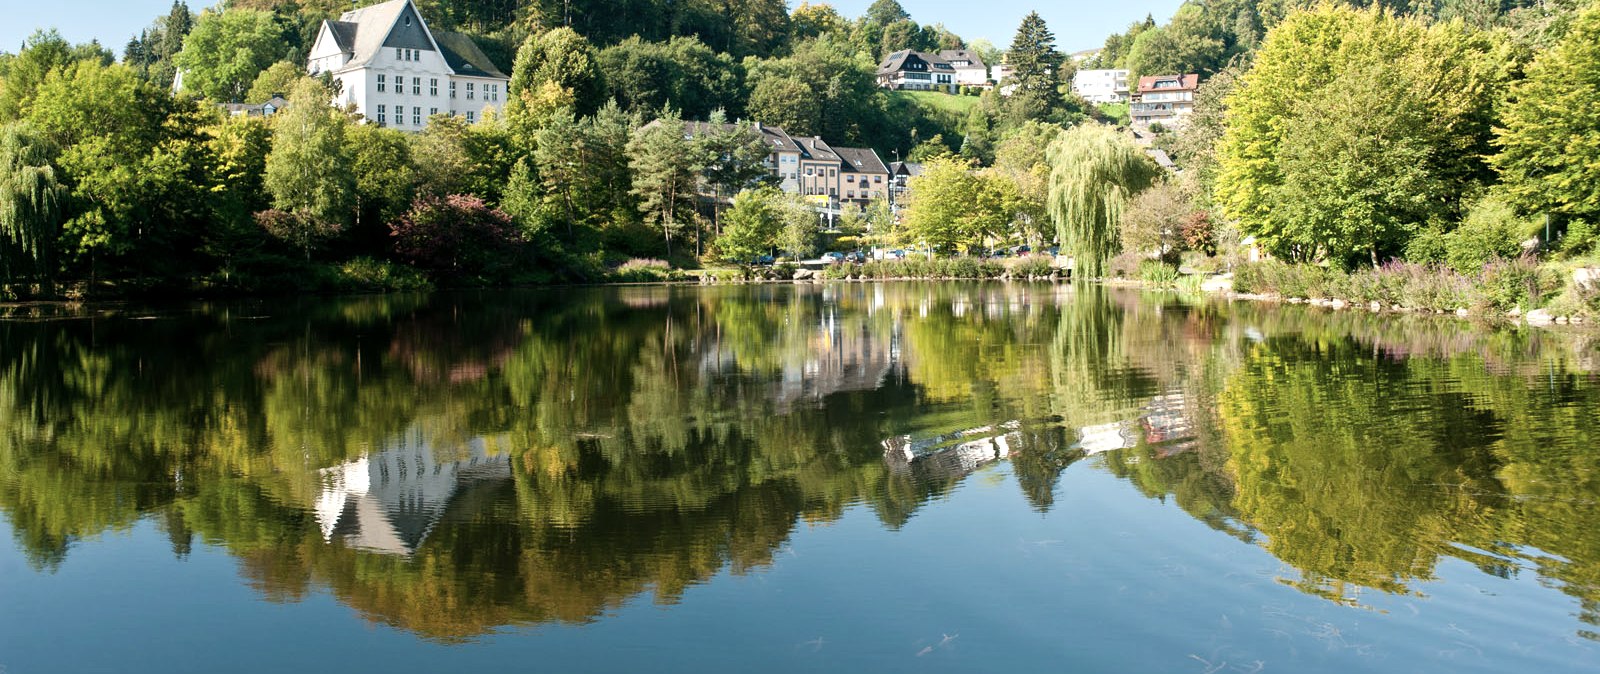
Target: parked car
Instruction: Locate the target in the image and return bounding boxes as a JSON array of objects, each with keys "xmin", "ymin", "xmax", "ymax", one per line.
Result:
[
  {"xmin": 752, "ymin": 254, "xmax": 775, "ymax": 265},
  {"xmin": 822, "ymin": 252, "xmax": 845, "ymax": 264},
  {"xmin": 844, "ymin": 251, "xmax": 866, "ymax": 263},
  {"xmin": 882, "ymin": 249, "xmax": 907, "ymax": 260}
]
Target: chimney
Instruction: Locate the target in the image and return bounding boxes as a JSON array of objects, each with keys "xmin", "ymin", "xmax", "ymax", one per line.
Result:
[{"xmin": 754, "ymin": 121, "xmax": 763, "ymax": 132}]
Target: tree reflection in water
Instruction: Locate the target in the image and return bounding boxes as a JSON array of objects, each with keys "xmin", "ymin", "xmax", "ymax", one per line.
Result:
[{"xmin": 1, "ymin": 285, "xmax": 1598, "ymax": 641}]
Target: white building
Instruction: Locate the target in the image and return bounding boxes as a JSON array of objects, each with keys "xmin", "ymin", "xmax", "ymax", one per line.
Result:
[
  {"xmin": 876, "ymin": 50, "xmax": 956, "ymax": 91},
  {"xmin": 1072, "ymin": 68, "xmax": 1130, "ymax": 103},
  {"xmin": 1131, "ymin": 73, "xmax": 1199, "ymax": 129},
  {"xmin": 937, "ymin": 50, "xmax": 989, "ymax": 87},
  {"xmin": 306, "ymin": 0, "xmax": 509, "ymax": 130}
]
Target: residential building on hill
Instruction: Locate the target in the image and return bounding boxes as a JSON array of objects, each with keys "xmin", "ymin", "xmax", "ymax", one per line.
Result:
[
  {"xmin": 1130, "ymin": 74, "xmax": 1199, "ymax": 129},
  {"xmin": 876, "ymin": 50, "xmax": 956, "ymax": 91},
  {"xmin": 1072, "ymin": 69, "xmax": 1130, "ymax": 103},
  {"xmin": 305, "ymin": 0, "xmax": 509, "ymax": 130},
  {"xmin": 222, "ymin": 95, "xmax": 288, "ymax": 117},
  {"xmin": 937, "ymin": 50, "xmax": 989, "ymax": 87},
  {"xmin": 673, "ymin": 120, "xmax": 890, "ymax": 208}
]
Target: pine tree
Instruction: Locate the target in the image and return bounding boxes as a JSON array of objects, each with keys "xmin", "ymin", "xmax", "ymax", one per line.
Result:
[{"xmin": 1005, "ymin": 12, "xmax": 1063, "ymax": 121}]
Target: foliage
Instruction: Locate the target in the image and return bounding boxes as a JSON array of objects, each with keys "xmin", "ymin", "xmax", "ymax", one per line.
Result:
[
  {"xmin": 1491, "ymin": 0, "xmax": 1600, "ymax": 226},
  {"xmin": 609, "ymin": 258, "xmax": 681, "ymax": 282},
  {"xmin": 715, "ymin": 187, "xmax": 783, "ymax": 264},
  {"xmin": 0, "ymin": 123, "xmax": 65, "ymax": 284},
  {"xmin": 598, "ymin": 36, "xmax": 743, "ymax": 120},
  {"xmin": 173, "ymin": 8, "xmax": 288, "ymax": 102},
  {"xmin": 627, "ymin": 112, "xmax": 706, "ymax": 256},
  {"xmin": 244, "ymin": 61, "xmax": 300, "ymax": 104},
  {"xmin": 1214, "ymin": 6, "xmax": 1510, "ymax": 267},
  {"xmin": 1046, "ymin": 124, "xmax": 1160, "ymax": 278},
  {"xmin": 0, "ymin": 30, "xmax": 114, "ymax": 123},
  {"xmin": 1004, "ymin": 12, "xmax": 1064, "ymax": 123},
  {"xmin": 775, "ymin": 193, "xmax": 820, "ymax": 259},
  {"xmin": 1137, "ymin": 260, "xmax": 1181, "ymax": 286},
  {"xmin": 507, "ymin": 27, "xmax": 605, "ymax": 119},
  {"xmin": 333, "ymin": 256, "xmax": 432, "ymax": 292},
  {"xmin": 263, "ymin": 78, "xmax": 354, "ymax": 257},
  {"xmin": 902, "ymin": 156, "xmax": 1017, "ymax": 254},
  {"xmin": 1119, "ymin": 183, "xmax": 1191, "ymax": 262},
  {"xmin": 390, "ymin": 194, "xmax": 521, "ymax": 282},
  {"xmin": 1444, "ymin": 194, "xmax": 1534, "ymax": 274}
]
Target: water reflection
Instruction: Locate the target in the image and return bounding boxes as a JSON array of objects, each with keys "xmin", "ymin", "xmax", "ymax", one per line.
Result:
[{"xmin": 2, "ymin": 284, "xmax": 1599, "ymax": 643}]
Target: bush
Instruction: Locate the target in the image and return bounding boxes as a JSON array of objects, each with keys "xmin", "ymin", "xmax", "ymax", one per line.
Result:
[
  {"xmin": 1445, "ymin": 198, "xmax": 1527, "ymax": 273},
  {"xmin": 390, "ymin": 194, "xmax": 521, "ymax": 282},
  {"xmin": 610, "ymin": 258, "xmax": 681, "ymax": 283},
  {"xmin": 332, "ymin": 257, "xmax": 432, "ymax": 292},
  {"xmin": 1476, "ymin": 257, "xmax": 1561, "ymax": 313},
  {"xmin": 1561, "ymin": 220, "xmax": 1597, "ymax": 255},
  {"xmin": 1138, "ymin": 261, "xmax": 1180, "ymax": 287},
  {"xmin": 1005, "ymin": 255, "xmax": 1054, "ymax": 278}
]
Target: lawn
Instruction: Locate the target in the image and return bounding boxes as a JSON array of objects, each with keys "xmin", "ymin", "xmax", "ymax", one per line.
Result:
[{"xmin": 889, "ymin": 89, "xmax": 982, "ymax": 117}]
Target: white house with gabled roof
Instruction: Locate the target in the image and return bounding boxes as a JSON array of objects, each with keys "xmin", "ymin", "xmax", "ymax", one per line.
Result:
[{"xmin": 306, "ymin": 0, "xmax": 509, "ymax": 130}]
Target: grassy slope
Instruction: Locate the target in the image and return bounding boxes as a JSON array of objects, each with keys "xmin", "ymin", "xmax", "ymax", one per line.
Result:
[{"xmin": 888, "ymin": 90, "xmax": 981, "ymax": 117}]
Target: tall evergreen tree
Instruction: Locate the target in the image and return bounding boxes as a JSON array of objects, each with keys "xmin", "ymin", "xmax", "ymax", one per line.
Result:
[
  {"xmin": 1005, "ymin": 12, "xmax": 1064, "ymax": 122},
  {"xmin": 627, "ymin": 109, "xmax": 705, "ymax": 256}
]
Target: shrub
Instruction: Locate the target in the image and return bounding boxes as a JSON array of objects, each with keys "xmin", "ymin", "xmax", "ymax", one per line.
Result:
[
  {"xmin": 1478, "ymin": 257, "xmax": 1545, "ymax": 312},
  {"xmin": 1005, "ymin": 255, "xmax": 1054, "ymax": 278},
  {"xmin": 333, "ymin": 257, "xmax": 432, "ymax": 292},
  {"xmin": 1108, "ymin": 251, "xmax": 1145, "ymax": 279},
  {"xmin": 390, "ymin": 194, "xmax": 521, "ymax": 282},
  {"xmin": 1138, "ymin": 261, "xmax": 1181, "ymax": 287},
  {"xmin": 1180, "ymin": 211, "xmax": 1215, "ymax": 254},
  {"xmin": 1561, "ymin": 220, "xmax": 1597, "ymax": 255},
  {"xmin": 610, "ymin": 258, "xmax": 680, "ymax": 282},
  {"xmin": 1446, "ymin": 197, "xmax": 1527, "ymax": 273}
]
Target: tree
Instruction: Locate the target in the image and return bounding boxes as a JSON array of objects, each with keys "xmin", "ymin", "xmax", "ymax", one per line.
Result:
[
  {"xmin": 244, "ymin": 61, "xmax": 300, "ymax": 104},
  {"xmin": 1046, "ymin": 123, "xmax": 1159, "ymax": 277},
  {"xmin": 627, "ymin": 111, "xmax": 705, "ymax": 256},
  {"xmin": 903, "ymin": 156, "xmax": 1016, "ymax": 254},
  {"xmin": 1492, "ymin": 0, "xmax": 1600, "ymax": 226},
  {"xmin": 742, "ymin": 35, "xmax": 880, "ymax": 141},
  {"xmin": 1119, "ymin": 182, "xmax": 1190, "ymax": 262},
  {"xmin": 1214, "ymin": 6, "xmax": 1509, "ymax": 265},
  {"xmin": 1004, "ymin": 12, "xmax": 1063, "ymax": 122},
  {"xmin": 390, "ymin": 194, "xmax": 521, "ymax": 281},
  {"xmin": 696, "ymin": 110, "xmax": 774, "ymax": 236},
  {"xmin": 776, "ymin": 193, "xmax": 820, "ymax": 258},
  {"xmin": 0, "ymin": 123, "xmax": 65, "ymax": 285},
  {"xmin": 791, "ymin": 3, "xmax": 848, "ymax": 41},
  {"xmin": 173, "ymin": 8, "xmax": 288, "ymax": 102},
  {"xmin": 865, "ymin": 0, "xmax": 911, "ymax": 27},
  {"xmin": 598, "ymin": 36, "xmax": 743, "ymax": 120},
  {"xmin": 345, "ymin": 122, "xmax": 416, "ymax": 252},
  {"xmin": 263, "ymin": 78, "xmax": 354, "ymax": 257},
  {"xmin": 715, "ymin": 187, "xmax": 782, "ymax": 264},
  {"xmin": 0, "ymin": 30, "xmax": 113, "ymax": 122},
  {"xmin": 992, "ymin": 121, "xmax": 1060, "ymax": 244},
  {"xmin": 125, "ymin": 1, "xmax": 195, "ymax": 87},
  {"xmin": 507, "ymin": 27, "xmax": 604, "ymax": 118}
]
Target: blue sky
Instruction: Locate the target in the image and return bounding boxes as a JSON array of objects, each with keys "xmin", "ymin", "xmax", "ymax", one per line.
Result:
[{"xmin": 3, "ymin": 0, "xmax": 1184, "ymax": 57}]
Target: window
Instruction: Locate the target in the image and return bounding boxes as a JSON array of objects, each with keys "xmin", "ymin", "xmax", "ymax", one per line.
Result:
[
  {"xmin": 847, "ymin": 190, "xmax": 855, "ymax": 199},
  {"xmin": 805, "ymin": 167, "xmax": 813, "ymax": 176},
  {"xmin": 377, "ymin": 74, "xmax": 386, "ymax": 93},
  {"xmin": 450, "ymin": 81, "xmax": 457, "ymax": 98},
  {"xmin": 466, "ymin": 83, "xmax": 475, "ymax": 100},
  {"xmin": 413, "ymin": 107, "xmax": 421, "ymax": 126},
  {"xmin": 846, "ymin": 175, "xmax": 855, "ymax": 182},
  {"xmin": 874, "ymin": 175, "xmax": 882, "ymax": 183},
  {"xmin": 413, "ymin": 77, "xmax": 420, "ymax": 95},
  {"xmin": 466, "ymin": 111, "xmax": 475, "ymax": 123},
  {"xmin": 430, "ymin": 107, "xmax": 437, "ymax": 116},
  {"xmin": 396, "ymin": 48, "xmax": 403, "ymax": 60},
  {"xmin": 828, "ymin": 168, "xmax": 836, "ymax": 178},
  {"xmin": 377, "ymin": 104, "xmax": 386, "ymax": 125},
  {"xmin": 430, "ymin": 78, "xmax": 438, "ymax": 96}
]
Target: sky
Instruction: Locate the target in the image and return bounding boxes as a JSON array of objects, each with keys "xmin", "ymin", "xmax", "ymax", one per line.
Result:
[{"xmin": 2, "ymin": 0, "xmax": 1185, "ymax": 58}]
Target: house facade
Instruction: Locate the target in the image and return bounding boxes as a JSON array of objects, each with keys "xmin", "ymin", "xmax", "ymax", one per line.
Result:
[
  {"xmin": 676, "ymin": 120, "xmax": 890, "ymax": 208},
  {"xmin": 1072, "ymin": 69, "xmax": 1130, "ymax": 103},
  {"xmin": 834, "ymin": 146, "xmax": 891, "ymax": 205},
  {"xmin": 876, "ymin": 50, "xmax": 956, "ymax": 91},
  {"xmin": 1130, "ymin": 74, "xmax": 1199, "ymax": 129},
  {"xmin": 306, "ymin": 0, "xmax": 509, "ymax": 130},
  {"xmin": 937, "ymin": 50, "xmax": 989, "ymax": 87}
]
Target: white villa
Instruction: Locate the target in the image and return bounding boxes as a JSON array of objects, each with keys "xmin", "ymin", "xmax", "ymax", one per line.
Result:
[
  {"xmin": 1072, "ymin": 68, "xmax": 1131, "ymax": 103},
  {"xmin": 306, "ymin": 0, "xmax": 509, "ymax": 130}
]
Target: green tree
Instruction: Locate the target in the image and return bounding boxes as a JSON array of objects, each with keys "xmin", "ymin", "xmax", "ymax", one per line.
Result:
[
  {"xmin": 715, "ymin": 187, "xmax": 782, "ymax": 264},
  {"xmin": 345, "ymin": 122, "xmax": 416, "ymax": 252},
  {"xmin": 696, "ymin": 110, "xmax": 774, "ymax": 235},
  {"xmin": 507, "ymin": 27, "xmax": 605, "ymax": 118},
  {"xmin": 0, "ymin": 123, "xmax": 65, "ymax": 285},
  {"xmin": 0, "ymin": 30, "xmax": 112, "ymax": 122},
  {"xmin": 1119, "ymin": 182, "xmax": 1190, "ymax": 261},
  {"xmin": 1214, "ymin": 6, "xmax": 1510, "ymax": 265},
  {"xmin": 1004, "ymin": 12, "xmax": 1063, "ymax": 123},
  {"xmin": 1046, "ymin": 123, "xmax": 1159, "ymax": 277},
  {"xmin": 262, "ymin": 78, "xmax": 354, "ymax": 257},
  {"xmin": 174, "ymin": 8, "xmax": 288, "ymax": 102},
  {"xmin": 1492, "ymin": 0, "xmax": 1600, "ymax": 227},
  {"xmin": 627, "ymin": 111, "xmax": 705, "ymax": 256},
  {"xmin": 776, "ymin": 192, "xmax": 820, "ymax": 258},
  {"xmin": 244, "ymin": 61, "xmax": 300, "ymax": 104},
  {"xmin": 903, "ymin": 156, "xmax": 1015, "ymax": 254},
  {"xmin": 598, "ymin": 36, "xmax": 743, "ymax": 120},
  {"xmin": 791, "ymin": 3, "xmax": 849, "ymax": 41}
]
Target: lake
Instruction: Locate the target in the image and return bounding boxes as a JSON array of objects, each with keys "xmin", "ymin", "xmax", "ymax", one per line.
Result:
[{"xmin": 2, "ymin": 283, "xmax": 1598, "ymax": 673}]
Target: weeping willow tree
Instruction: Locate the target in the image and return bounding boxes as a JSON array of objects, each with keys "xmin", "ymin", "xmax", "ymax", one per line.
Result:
[
  {"xmin": 0, "ymin": 122, "xmax": 65, "ymax": 288},
  {"xmin": 1046, "ymin": 124, "xmax": 1159, "ymax": 278}
]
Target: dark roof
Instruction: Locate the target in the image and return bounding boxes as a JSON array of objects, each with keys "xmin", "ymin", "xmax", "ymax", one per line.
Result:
[
  {"xmin": 796, "ymin": 136, "xmax": 839, "ymax": 162},
  {"xmin": 434, "ymin": 31, "xmax": 507, "ymax": 79},
  {"xmin": 326, "ymin": 21, "xmax": 358, "ymax": 53},
  {"xmin": 834, "ymin": 146, "xmax": 889, "ymax": 175},
  {"xmin": 877, "ymin": 50, "xmax": 954, "ymax": 76},
  {"xmin": 680, "ymin": 120, "xmax": 800, "ymax": 152},
  {"xmin": 937, "ymin": 50, "xmax": 986, "ymax": 69},
  {"xmin": 888, "ymin": 161, "xmax": 924, "ymax": 177}
]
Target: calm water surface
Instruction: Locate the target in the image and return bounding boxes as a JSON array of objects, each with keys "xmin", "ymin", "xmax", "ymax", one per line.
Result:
[{"xmin": 2, "ymin": 284, "xmax": 1599, "ymax": 673}]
